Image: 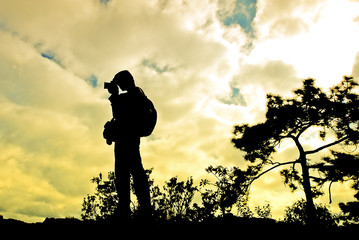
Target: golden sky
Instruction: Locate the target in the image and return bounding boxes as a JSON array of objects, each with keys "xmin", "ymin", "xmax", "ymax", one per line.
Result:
[{"xmin": 1, "ymin": 0, "xmax": 359, "ymax": 222}]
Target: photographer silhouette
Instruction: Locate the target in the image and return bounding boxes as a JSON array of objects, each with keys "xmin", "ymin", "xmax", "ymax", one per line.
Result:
[{"xmin": 104, "ymin": 70, "xmax": 153, "ymax": 223}]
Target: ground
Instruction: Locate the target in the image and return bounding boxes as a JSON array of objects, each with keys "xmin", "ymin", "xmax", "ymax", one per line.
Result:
[{"xmin": 1, "ymin": 215, "xmax": 358, "ymax": 238}]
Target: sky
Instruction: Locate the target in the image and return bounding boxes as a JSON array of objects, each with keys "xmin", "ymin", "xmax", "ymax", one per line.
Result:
[{"xmin": 0, "ymin": 0, "xmax": 359, "ymax": 222}]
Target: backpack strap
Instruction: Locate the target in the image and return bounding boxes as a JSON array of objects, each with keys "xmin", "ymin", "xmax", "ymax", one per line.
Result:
[{"xmin": 136, "ymin": 87, "xmax": 147, "ymax": 98}]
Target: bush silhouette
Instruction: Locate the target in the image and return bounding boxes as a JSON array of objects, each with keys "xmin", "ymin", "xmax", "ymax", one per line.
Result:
[
  {"xmin": 82, "ymin": 167, "xmax": 271, "ymax": 222},
  {"xmin": 284, "ymin": 199, "xmax": 336, "ymax": 227},
  {"xmin": 82, "ymin": 169, "xmax": 200, "ymax": 222}
]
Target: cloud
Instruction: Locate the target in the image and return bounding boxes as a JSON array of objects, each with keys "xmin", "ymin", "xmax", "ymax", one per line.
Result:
[
  {"xmin": 256, "ymin": 0, "xmax": 325, "ymax": 31},
  {"xmin": 0, "ymin": 27, "xmax": 112, "ymax": 220},
  {"xmin": 352, "ymin": 52, "xmax": 359, "ymax": 79},
  {"xmin": 1, "ymin": 0, "xmax": 359, "ymax": 222},
  {"xmin": 0, "ymin": 0, "xmax": 233, "ymax": 221},
  {"xmin": 231, "ymin": 60, "xmax": 300, "ymax": 94},
  {"xmin": 251, "ymin": 0, "xmax": 359, "ymax": 88},
  {"xmin": 252, "ymin": 0, "xmax": 325, "ymax": 51},
  {"xmin": 268, "ymin": 17, "xmax": 309, "ymax": 38},
  {"xmin": 142, "ymin": 59, "xmax": 171, "ymax": 73}
]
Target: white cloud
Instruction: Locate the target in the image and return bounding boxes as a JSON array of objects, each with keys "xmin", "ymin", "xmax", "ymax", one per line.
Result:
[{"xmin": 252, "ymin": 0, "xmax": 359, "ymax": 88}]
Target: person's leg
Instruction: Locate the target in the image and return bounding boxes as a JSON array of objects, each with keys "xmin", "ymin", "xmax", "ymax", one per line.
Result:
[
  {"xmin": 129, "ymin": 139, "xmax": 152, "ymax": 219},
  {"xmin": 132, "ymin": 163, "xmax": 151, "ymax": 217},
  {"xmin": 114, "ymin": 142, "xmax": 131, "ymax": 222}
]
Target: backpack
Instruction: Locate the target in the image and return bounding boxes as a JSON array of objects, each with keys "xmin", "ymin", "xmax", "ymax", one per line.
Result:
[
  {"xmin": 138, "ymin": 96, "xmax": 157, "ymax": 137},
  {"xmin": 103, "ymin": 89, "xmax": 157, "ymax": 143}
]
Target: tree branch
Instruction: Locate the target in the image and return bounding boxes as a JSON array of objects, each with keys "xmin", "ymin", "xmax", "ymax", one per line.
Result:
[
  {"xmin": 296, "ymin": 124, "xmax": 312, "ymax": 138},
  {"xmin": 249, "ymin": 160, "xmax": 299, "ymax": 185},
  {"xmin": 329, "ymin": 181, "xmax": 334, "ymax": 204},
  {"xmin": 305, "ymin": 136, "xmax": 349, "ymax": 155},
  {"xmin": 309, "ymin": 176, "xmax": 325, "ymax": 182}
]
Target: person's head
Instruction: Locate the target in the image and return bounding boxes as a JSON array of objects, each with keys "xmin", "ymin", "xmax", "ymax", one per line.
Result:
[{"xmin": 113, "ymin": 70, "xmax": 135, "ymax": 91}]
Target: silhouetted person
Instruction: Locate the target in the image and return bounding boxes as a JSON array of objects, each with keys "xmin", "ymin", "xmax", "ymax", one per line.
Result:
[{"xmin": 105, "ymin": 70, "xmax": 152, "ymax": 223}]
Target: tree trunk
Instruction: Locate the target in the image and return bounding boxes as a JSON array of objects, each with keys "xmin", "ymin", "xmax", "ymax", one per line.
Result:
[
  {"xmin": 293, "ymin": 136, "xmax": 317, "ymax": 225},
  {"xmin": 300, "ymin": 154, "xmax": 317, "ymax": 225}
]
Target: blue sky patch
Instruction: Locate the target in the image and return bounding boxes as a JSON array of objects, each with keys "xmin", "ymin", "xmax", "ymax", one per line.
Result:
[
  {"xmin": 230, "ymin": 87, "xmax": 247, "ymax": 106},
  {"xmin": 99, "ymin": 0, "xmax": 110, "ymax": 5},
  {"xmin": 232, "ymin": 87, "xmax": 240, "ymax": 97},
  {"xmin": 41, "ymin": 50, "xmax": 63, "ymax": 67},
  {"xmin": 219, "ymin": 0, "xmax": 257, "ymax": 35},
  {"xmin": 219, "ymin": 87, "xmax": 247, "ymax": 106},
  {"xmin": 142, "ymin": 59, "xmax": 169, "ymax": 73},
  {"xmin": 99, "ymin": 0, "xmax": 111, "ymax": 6},
  {"xmin": 41, "ymin": 51, "xmax": 55, "ymax": 60},
  {"xmin": 86, "ymin": 74, "xmax": 98, "ymax": 88}
]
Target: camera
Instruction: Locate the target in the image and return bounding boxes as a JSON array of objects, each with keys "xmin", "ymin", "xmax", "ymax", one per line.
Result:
[{"xmin": 104, "ymin": 81, "xmax": 115, "ymax": 89}]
